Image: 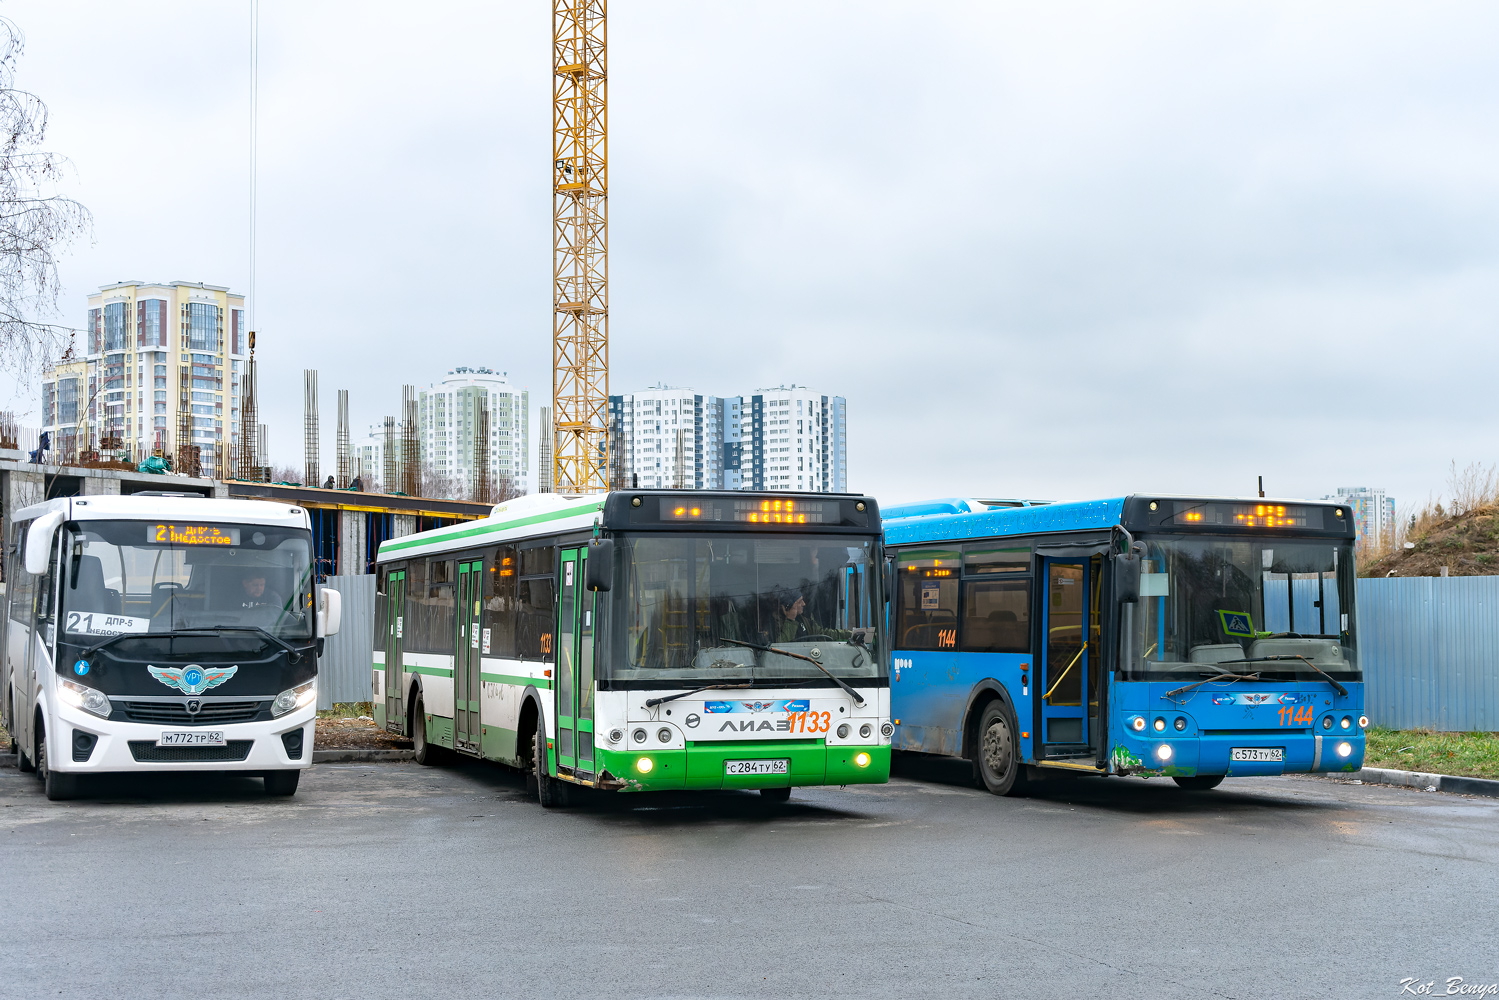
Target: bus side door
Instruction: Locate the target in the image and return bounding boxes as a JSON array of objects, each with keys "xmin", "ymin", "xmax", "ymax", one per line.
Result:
[
  {"xmin": 1039, "ymin": 559, "xmax": 1091, "ymax": 751},
  {"xmin": 554, "ymin": 548, "xmax": 596, "ymax": 780},
  {"xmin": 454, "ymin": 559, "xmax": 482, "ymax": 754},
  {"xmin": 385, "ymin": 569, "xmax": 406, "ymax": 735}
]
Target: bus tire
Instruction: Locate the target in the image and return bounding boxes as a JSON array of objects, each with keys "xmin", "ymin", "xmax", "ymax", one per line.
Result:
[
  {"xmin": 263, "ymin": 770, "xmax": 300, "ymax": 796},
  {"xmin": 38, "ymin": 723, "xmax": 76, "ymax": 801},
  {"xmin": 534, "ymin": 721, "xmax": 568, "ymax": 809},
  {"xmin": 1173, "ymin": 775, "xmax": 1224, "ymax": 791},
  {"xmin": 973, "ymin": 700, "xmax": 1027, "ymax": 797},
  {"xmin": 759, "ymin": 787, "xmax": 791, "ymax": 803},
  {"xmin": 411, "ymin": 693, "xmax": 444, "ymax": 766}
]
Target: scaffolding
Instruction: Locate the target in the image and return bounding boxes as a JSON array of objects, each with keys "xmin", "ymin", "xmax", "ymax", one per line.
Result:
[
  {"xmin": 303, "ymin": 369, "xmax": 319, "ymax": 488},
  {"xmin": 382, "ymin": 415, "xmax": 397, "ymax": 495},
  {"xmin": 401, "ymin": 384, "xmax": 419, "ymax": 497},
  {"xmin": 336, "ymin": 388, "xmax": 351, "ymax": 488},
  {"xmin": 235, "ymin": 334, "xmax": 260, "ymax": 481}
]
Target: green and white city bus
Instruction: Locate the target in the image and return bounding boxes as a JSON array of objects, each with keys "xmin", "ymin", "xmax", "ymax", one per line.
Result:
[{"xmin": 372, "ymin": 490, "xmax": 890, "ymax": 805}]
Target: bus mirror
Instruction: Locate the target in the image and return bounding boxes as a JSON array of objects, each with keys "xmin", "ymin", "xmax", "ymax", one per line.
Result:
[
  {"xmin": 585, "ymin": 538, "xmax": 613, "ymax": 592},
  {"xmin": 24, "ymin": 511, "xmax": 65, "ymax": 576},
  {"xmin": 1114, "ymin": 552, "xmax": 1141, "ymax": 603},
  {"xmin": 318, "ymin": 587, "xmax": 342, "ymax": 637}
]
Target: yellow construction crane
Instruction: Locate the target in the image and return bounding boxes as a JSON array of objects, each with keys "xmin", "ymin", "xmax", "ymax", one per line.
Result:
[{"xmin": 552, "ymin": 0, "xmax": 609, "ymax": 492}]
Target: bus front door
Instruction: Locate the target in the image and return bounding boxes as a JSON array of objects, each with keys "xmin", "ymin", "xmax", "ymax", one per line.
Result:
[
  {"xmin": 385, "ymin": 570, "xmax": 406, "ymax": 735},
  {"xmin": 455, "ymin": 559, "xmax": 482, "ymax": 754},
  {"xmin": 555, "ymin": 548, "xmax": 596, "ymax": 780},
  {"xmin": 1040, "ymin": 559, "xmax": 1090, "ymax": 752}
]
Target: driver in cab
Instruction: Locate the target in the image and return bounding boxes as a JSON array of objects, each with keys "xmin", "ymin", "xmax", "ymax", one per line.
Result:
[
  {"xmin": 240, "ymin": 570, "xmax": 283, "ymax": 612},
  {"xmin": 771, "ymin": 588, "xmax": 851, "ymax": 643}
]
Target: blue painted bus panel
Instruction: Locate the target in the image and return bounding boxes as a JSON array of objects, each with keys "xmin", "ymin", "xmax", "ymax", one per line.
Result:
[
  {"xmin": 884, "ymin": 497, "xmax": 1128, "ymax": 546},
  {"xmin": 893, "ymin": 650, "xmax": 1033, "ymax": 761}
]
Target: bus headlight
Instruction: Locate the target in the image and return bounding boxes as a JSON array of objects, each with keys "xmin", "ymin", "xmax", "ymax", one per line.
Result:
[
  {"xmin": 59, "ymin": 679, "xmax": 111, "ymax": 719},
  {"xmin": 1156, "ymin": 744, "xmax": 1173, "ymax": 762},
  {"xmin": 859, "ymin": 723, "xmax": 872, "ymax": 739},
  {"xmin": 854, "ymin": 752, "xmax": 871, "ymax": 768},
  {"xmin": 1131, "ymin": 717, "xmax": 1146, "ymax": 732},
  {"xmin": 636, "ymin": 757, "xmax": 654, "ymax": 774},
  {"xmin": 1340, "ymin": 716, "xmax": 1352, "ymax": 730},
  {"xmin": 271, "ymin": 679, "xmax": 317, "ymax": 717},
  {"xmin": 836, "ymin": 723, "xmax": 850, "ymax": 739},
  {"xmin": 1335, "ymin": 742, "xmax": 1353, "ymax": 758},
  {"xmin": 1153, "ymin": 717, "xmax": 1166, "ymax": 732},
  {"xmin": 1358, "ymin": 716, "xmax": 1369, "ymax": 729}
]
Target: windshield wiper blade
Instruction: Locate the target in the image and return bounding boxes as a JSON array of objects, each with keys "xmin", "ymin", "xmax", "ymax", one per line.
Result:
[
  {"xmin": 643, "ymin": 682, "xmax": 758, "ymax": 709},
  {"xmin": 201, "ymin": 626, "xmax": 306, "ymax": 660},
  {"xmin": 1220, "ymin": 656, "xmax": 1349, "ymax": 697},
  {"xmin": 1163, "ymin": 672, "xmax": 1261, "ymax": 701},
  {"xmin": 722, "ymin": 638, "xmax": 866, "ymax": 706},
  {"xmin": 81, "ymin": 626, "xmax": 305, "ymax": 662}
]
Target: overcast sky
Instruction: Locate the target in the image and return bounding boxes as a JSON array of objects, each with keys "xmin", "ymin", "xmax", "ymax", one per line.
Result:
[{"xmin": 4, "ymin": 1, "xmax": 1498, "ymax": 511}]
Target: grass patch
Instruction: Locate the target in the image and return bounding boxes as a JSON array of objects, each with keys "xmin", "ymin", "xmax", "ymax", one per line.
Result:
[
  {"xmin": 1364, "ymin": 726, "xmax": 1499, "ymax": 779},
  {"xmin": 317, "ymin": 701, "xmax": 374, "ymax": 720}
]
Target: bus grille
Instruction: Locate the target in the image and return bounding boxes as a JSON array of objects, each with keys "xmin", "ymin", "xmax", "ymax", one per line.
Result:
[
  {"xmin": 127, "ymin": 740, "xmax": 254, "ymax": 763},
  {"xmin": 118, "ymin": 701, "xmax": 266, "ymax": 726}
]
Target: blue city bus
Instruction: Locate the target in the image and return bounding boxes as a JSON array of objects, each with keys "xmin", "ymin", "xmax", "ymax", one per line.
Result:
[{"xmin": 883, "ymin": 495, "xmax": 1367, "ymax": 794}]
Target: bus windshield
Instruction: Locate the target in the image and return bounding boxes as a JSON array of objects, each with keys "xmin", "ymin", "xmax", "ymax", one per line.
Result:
[
  {"xmin": 608, "ymin": 533, "xmax": 884, "ymax": 684},
  {"xmin": 1125, "ymin": 534, "xmax": 1358, "ymax": 681},
  {"xmin": 60, "ymin": 520, "xmax": 316, "ymax": 643}
]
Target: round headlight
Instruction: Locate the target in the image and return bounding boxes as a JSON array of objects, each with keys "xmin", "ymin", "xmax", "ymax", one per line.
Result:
[
  {"xmin": 1322, "ymin": 716, "xmax": 1333, "ymax": 730},
  {"xmin": 657, "ymin": 727, "xmax": 672, "ymax": 743},
  {"xmin": 1156, "ymin": 744, "xmax": 1173, "ymax": 761},
  {"xmin": 636, "ymin": 756, "xmax": 654, "ymax": 773},
  {"xmin": 1335, "ymin": 741, "xmax": 1352, "ymax": 758},
  {"xmin": 1153, "ymin": 717, "xmax": 1166, "ymax": 732},
  {"xmin": 1132, "ymin": 716, "xmax": 1146, "ymax": 732},
  {"xmin": 1359, "ymin": 716, "xmax": 1369, "ymax": 729},
  {"xmin": 607, "ymin": 728, "xmax": 624, "ymax": 744},
  {"xmin": 854, "ymin": 752, "xmax": 871, "ymax": 767},
  {"xmin": 632, "ymin": 728, "xmax": 648, "ymax": 744},
  {"xmin": 1340, "ymin": 716, "xmax": 1352, "ymax": 730},
  {"xmin": 880, "ymin": 721, "xmax": 894, "ymax": 738},
  {"xmin": 859, "ymin": 723, "xmax": 872, "ymax": 739},
  {"xmin": 836, "ymin": 723, "xmax": 850, "ymax": 739},
  {"xmin": 1173, "ymin": 717, "xmax": 1186, "ymax": 731}
]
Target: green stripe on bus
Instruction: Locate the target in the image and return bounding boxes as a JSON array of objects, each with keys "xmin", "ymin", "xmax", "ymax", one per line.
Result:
[
  {"xmin": 378, "ymin": 501, "xmax": 601, "ymax": 555},
  {"xmin": 480, "ymin": 672, "xmax": 553, "ymax": 689},
  {"xmin": 406, "ymin": 664, "xmax": 454, "ymax": 677}
]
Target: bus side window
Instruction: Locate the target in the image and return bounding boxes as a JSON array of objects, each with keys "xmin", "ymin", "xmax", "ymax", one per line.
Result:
[
  {"xmin": 484, "ymin": 544, "xmax": 517, "ymax": 658},
  {"xmin": 403, "ymin": 559, "xmax": 427, "ymax": 650},
  {"xmin": 6, "ymin": 520, "xmax": 34, "ymax": 626},
  {"xmin": 517, "ymin": 544, "xmax": 556, "ymax": 661},
  {"xmin": 427, "ymin": 559, "xmax": 455, "ymax": 655},
  {"xmin": 373, "ymin": 570, "xmax": 387, "ymax": 654},
  {"xmin": 894, "ymin": 549, "xmax": 959, "ymax": 651},
  {"xmin": 961, "ymin": 580, "xmax": 1031, "ymax": 653}
]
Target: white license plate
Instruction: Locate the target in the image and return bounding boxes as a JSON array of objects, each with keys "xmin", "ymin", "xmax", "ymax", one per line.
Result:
[
  {"xmin": 1231, "ymin": 747, "xmax": 1283, "ymax": 762},
  {"xmin": 725, "ymin": 759, "xmax": 790, "ymax": 776},
  {"xmin": 157, "ymin": 731, "xmax": 226, "ymax": 747}
]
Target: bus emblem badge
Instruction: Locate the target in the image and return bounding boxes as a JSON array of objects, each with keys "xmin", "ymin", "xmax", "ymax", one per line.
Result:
[
  {"xmin": 185, "ymin": 699, "xmax": 202, "ymax": 715},
  {"xmin": 147, "ymin": 664, "xmax": 238, "ymax": 696}
]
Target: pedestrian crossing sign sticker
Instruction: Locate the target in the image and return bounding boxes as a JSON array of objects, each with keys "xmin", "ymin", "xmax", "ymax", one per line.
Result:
[{"xmin": 1217, "ymin": 610, "xmax": 1255, "ymax": 638}]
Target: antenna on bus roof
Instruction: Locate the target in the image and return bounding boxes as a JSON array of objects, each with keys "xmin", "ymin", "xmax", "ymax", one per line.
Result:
[{"xmin": 1258, "ymin": 475, "xmax": 1264, "ymax": 498}]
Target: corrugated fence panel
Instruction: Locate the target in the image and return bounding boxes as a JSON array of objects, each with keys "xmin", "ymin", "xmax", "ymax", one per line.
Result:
[
  {"xmin": 1358, "ymin": 577, "xmax": 1499, "ymax": 732},
  {"xmin": 316, "ymin": 574, "xmax": 376, "ymax": 708}
]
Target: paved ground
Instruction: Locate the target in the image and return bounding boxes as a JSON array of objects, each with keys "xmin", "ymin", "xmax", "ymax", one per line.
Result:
[{"xmin": 2, "ymin": 755, "xmax": 1496, "ymax": 1000}]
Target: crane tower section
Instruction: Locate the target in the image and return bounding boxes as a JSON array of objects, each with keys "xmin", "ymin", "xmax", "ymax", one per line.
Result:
[{"xmin": 552, "ymin": 0, "xmax": 608, "ymax": 492}]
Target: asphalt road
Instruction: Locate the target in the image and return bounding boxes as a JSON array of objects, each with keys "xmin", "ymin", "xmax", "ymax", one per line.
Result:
[{"xmin": 1, "ymin": 756, "xmax": 1496, "ymax": 1000}]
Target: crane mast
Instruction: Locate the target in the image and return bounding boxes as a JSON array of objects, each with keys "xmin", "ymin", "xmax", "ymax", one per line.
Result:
[{"xmin": 552, "ymin": 0, "xmax": 609, "ymax": 492}]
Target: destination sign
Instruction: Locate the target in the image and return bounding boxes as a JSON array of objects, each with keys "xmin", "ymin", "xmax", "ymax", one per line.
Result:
[
  {"xmin": 146, "ymin": 524, "xmax": 241, "ymax": 546},
  {"xmin": 1171, "ymin": 503, "xmax": 1324, "ymax": 530},
  {"xmin": 660, "ymin": 498, "xmax": 830, "ymax": 525}
]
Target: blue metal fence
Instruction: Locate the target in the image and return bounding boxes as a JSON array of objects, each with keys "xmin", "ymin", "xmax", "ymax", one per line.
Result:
[
  {"xmin": 316, "ymin": 574, "xmax": 376, "ymax": 709},
  {"xmin": 1358, "ymin": 577, "xmax": 1499, "ymax": 732}
]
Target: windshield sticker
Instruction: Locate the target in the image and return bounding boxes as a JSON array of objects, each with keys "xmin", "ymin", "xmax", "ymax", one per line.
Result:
[
  {"xmin": 148, "ymin": 663, "xmax": 238, "ymax": 695},
  {"xmin": 1217, "ymin": 610, "xmax": 1256, "ymax": 638},
  {"xmin": 920, "ymin": 582, "xmax": 940, "ymax": 610},
  {"xmin": 1139, "ymin": 573, "xmax": 1169, "ymax": 597},
  {"xmin": 704, "ymin": 699, "xmax": 810, "ymax": 714},
  {"xmin": 64, "ymin": 612, "xmax": 149, "ymax": 636}
]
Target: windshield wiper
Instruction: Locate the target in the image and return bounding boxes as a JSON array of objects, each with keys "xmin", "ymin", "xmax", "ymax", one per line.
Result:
[
  {"xmin": 78, "ymin": 626, "xmax": 306, "ymax": 663},
  {"xmin": 1220, "ymin": 656, "xmax": 1349, "ymax": 697},
  {"xmin": 199, "ymin": 626, "xmax": 307, "ymax": 661},
  {"xmin": 1163, "ymin": 672, "xmax": 1261, "ymax": 701},
  {"xmin": 722, "ymin": 638, "xmax": 867, "ymax": 707},
  {"xmin": 643, "ymin": 682, "xmax": 760, "ymax": 709}
]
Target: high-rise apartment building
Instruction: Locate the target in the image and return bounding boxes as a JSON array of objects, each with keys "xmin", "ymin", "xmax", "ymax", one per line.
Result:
[
  {"xmin": 418, "ymin": 367, "xmax": 529, "ymax": 496},
  {"xmin": 1325, "ymin": 486, "xmax": 1396, "ymax": 550},
  {"xmin": 40, "ymin": 281, "xmax": 247, "ymax": 474},
  {"xmin": 609, "ymin": 383, "xmax": 846, "ymax": 493}
]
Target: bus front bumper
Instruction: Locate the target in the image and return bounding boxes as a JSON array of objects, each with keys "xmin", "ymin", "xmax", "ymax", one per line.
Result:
[
  {"xmin": 1112, "ymin": 732, "xmax": 1367, "ymax": 777},
  {"xmin": 47, "ymin": 700, "xmax": 315, "ymax": 774},
  {"xmin": 592, "ymin": 741, "xmax": 891, "ymax": 791}
]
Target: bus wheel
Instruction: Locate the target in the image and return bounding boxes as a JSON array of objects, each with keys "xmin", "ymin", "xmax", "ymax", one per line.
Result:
[
  {"xmin": 411, "ymin": 694, "xmax": 443, "ymax": 766},
  {"xmin": 534, "ymin": 721, "xmax": 568, "ymax": 809},
  {"xmin": 759, "ymin": 787, "xmax": 791, "ymax": 803},
  {"xmin": 264, "ymin": 770, "xmax": 301, "ymax": 796},
  {"xmin": 1173, "ymin": 775, "xmax": 1224, "ymax": 791},
  {"xmin": 38, "ymin": 725, "xmax": 76, "ymax": 801},
  {"xmin": 974, "ymin": 701, "xmax": 1027, "ymax": 797}
]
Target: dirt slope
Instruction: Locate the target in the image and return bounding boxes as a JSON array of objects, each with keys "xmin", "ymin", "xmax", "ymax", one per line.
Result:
[{"xmin": 1361, "ymin": 504, "xmax": 1499, "ymax": 577}]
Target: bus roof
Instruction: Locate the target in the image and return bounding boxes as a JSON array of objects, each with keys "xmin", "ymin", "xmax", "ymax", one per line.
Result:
[
  {"xmin": 885, "ymin": 493, "xmax": 1356, "ymax": 545},
  {"xmin": 12, "ymin": 494, "xmax": 311, "ymax": 530}
]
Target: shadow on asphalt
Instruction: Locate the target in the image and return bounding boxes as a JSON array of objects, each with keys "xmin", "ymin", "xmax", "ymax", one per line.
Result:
[{"xmin": 3, "ymin": 768, "xmax": 276, "ymax": 804}]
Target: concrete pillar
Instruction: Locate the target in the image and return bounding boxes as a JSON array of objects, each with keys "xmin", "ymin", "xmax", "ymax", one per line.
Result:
[
  {"xmin": 393, "ymin": 514, "xmax": 417, "ymax": 538},
  {"xmin": 338, "ymin": 509, "xmax": 368, "ymax": 576}
]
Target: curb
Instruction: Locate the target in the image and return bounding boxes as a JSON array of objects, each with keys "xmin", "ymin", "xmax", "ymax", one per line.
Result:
[
  {"xmin": 1325, "ymin": 766, "xmax": 1499, "ymax": 799},
  {"xmin": 312, "ymin": 749, "xmax": 415, "ymax": 764}
]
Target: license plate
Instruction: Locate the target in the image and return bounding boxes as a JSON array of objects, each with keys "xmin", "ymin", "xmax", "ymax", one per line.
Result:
[
  {"xmin": 157, "ymin": 731, "xmax": 226, "ymax": 747},
  {"xmin": 1231, "ymin": 747, "xmax": 1283, "ymax": 762},
  {"xmin": 725, "ymin": 759, "xmax": 789, "ymax": 776}
]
